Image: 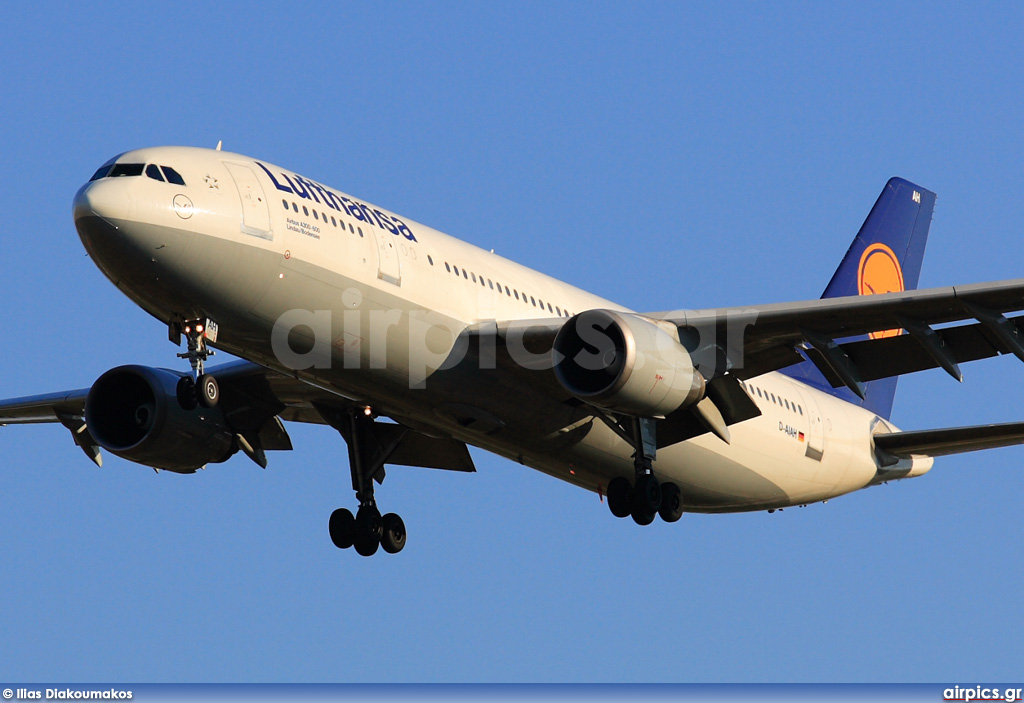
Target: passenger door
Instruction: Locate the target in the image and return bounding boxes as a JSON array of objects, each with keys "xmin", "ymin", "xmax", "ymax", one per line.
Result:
[{"xmin": 225, "ymin": 162, "xmax": 272, "ymax": 240}]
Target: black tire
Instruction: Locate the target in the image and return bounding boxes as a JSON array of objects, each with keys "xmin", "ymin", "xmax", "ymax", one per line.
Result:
[
  {"xmin": 197, "ymin": 374, "xmax": 219, "ymax": 408},
  {"xmin": 381, "ymin": 513, "xmax": 407, "ymax": 554},
  {"xmin": 354, "ymin": 506, "xmax": 382, "ymax": 557},
  {"xmin": 633, "ymin": 473, "xmax": 662, "ymax": 514},
  {"xmin": 631, "ymin": 505, "xmax": 656, "ymax": 526},
  {"xmin": 607, "ymin": 477, "xmax": 632, "ymax": 518},
  {"xmin": 176, "ymin": 376, "xmax": 198, "ymax": 410},
  {"xmin": 354, "ymin": 535, "xmax": 379, "ymax": 557},
  {"xmin": 329, "ymin": 508, "xmax": 355, "ymax": 549},
  {"xmin": 658, "ymin": 482, "xmax": 684, "ymax": 523}
]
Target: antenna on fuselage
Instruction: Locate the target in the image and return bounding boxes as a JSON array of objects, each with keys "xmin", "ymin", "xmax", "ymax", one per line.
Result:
[{"xmin": 215, "ymin": 140, "xmax": 222, "ymax": 151}]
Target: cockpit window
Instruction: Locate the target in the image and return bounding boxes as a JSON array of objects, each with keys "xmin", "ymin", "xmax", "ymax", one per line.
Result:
[
  {"xmin": 161, "ymin": 166, "xmax": 185, "ymax": 185},
  {"xmin": 109, "ymin": 163, "xmax": 145, "ymax": 178},
  {"xmin": 145, "ymin": 164, "xmax": 165, "ymax": 182},
  {"xmin": 90, "ymin": 164, "xmax": 113, "ymax": 181},
  {"xmin": 88, "ymin": 153, "xmax": 124, "ymax": 182}
]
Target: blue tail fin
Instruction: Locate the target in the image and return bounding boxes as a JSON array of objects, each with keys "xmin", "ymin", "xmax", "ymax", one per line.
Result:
[{"xmin": 780, "ymin": 177, "xmax": 937, "ymax": 419}]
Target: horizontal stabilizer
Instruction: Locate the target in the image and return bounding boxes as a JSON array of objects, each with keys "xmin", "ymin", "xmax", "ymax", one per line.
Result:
[{"xmin": 875, "ymin": 422, "xmax": 1024, "ymax": 458}]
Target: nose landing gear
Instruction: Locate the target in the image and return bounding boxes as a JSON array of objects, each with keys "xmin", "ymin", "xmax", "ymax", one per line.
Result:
[{"xmin": 172, "ymin": 318, "xmax": 219, "ymax": 409}]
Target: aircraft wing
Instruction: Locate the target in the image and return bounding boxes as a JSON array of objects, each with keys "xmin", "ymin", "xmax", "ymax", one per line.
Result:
[
  {"xmin": 0, "ymin": 360, "xmax": 475, "ymax": 473},
  {"xmin": 0, "ymin": 389, "xmax": 101, "ymax": 465},
  {"xmin": 647, "ymin": 278, "xmax": 1024, "ymax": 394},
  {"xmin": 0, "ymin": 389, "xmax": 91, "ymax": 424}
]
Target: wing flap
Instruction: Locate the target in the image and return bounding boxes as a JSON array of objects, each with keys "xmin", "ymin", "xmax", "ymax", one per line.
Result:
[
  {"xmin": 819, "ymin": 316, "xmax": 1022, "ymax": 385},
  {"xmin": 379, "ymin": 424, "xmax": 477, "ymax": 472},
  {"xmin": 647, "ymin": 279, "xmax": 1024, "ymax": 382}
]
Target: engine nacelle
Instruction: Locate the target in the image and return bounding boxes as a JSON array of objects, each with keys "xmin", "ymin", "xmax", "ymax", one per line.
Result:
[
  {"xmin": 553, "ymin": 310, "xmax": 705, "ymax": 417},
  {"xmin": 85, "ymin": 365, "xmax": 236, "ymax": 473}
]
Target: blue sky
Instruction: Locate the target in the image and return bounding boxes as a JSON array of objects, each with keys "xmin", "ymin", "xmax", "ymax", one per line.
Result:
[{"xmin": 2, "ymin": 1, "xmax": 1023, "ymax": 683}]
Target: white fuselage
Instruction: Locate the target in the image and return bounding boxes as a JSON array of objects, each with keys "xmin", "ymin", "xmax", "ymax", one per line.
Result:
[{"xmin": 72, "ymin": 146, "xmax": 932, "ymax": 513}]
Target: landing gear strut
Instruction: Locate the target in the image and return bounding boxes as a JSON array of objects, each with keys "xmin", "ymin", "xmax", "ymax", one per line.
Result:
[
  {"xmin": 604, "ymin": 415, "xmax": 684, "ymax": 525},
  {"xmin": 320, "ymin": 406, "xmax": 407, "ymax": 557},
  {"xmin": 172, "ymin": 319, "xmax": 219, "ymax": 409}
]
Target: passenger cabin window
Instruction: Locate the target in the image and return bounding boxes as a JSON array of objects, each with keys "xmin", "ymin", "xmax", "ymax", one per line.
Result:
[{"xmin": 145, "ymin": 164, "xmax": 165, "ymax": 182}]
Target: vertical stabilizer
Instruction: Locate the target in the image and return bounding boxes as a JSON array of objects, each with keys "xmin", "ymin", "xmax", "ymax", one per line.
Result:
[{"xmin": 780, "ymin": 178, "xmax": 937, "ymax": 419}]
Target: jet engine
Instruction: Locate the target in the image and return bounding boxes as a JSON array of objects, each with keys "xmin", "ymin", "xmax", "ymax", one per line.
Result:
[
  {"xmin": 553, "ymin": 310, "xmax": 705, "ymax": 417},
  {"xmin": 85, "ymin": 365, "xmax": 236, "ymax": 473}
]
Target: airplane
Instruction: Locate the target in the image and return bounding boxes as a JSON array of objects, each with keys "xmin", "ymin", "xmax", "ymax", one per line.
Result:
[{"xmin": 4, "ymin": 145, "xmax": 1024, "ymax": 558}]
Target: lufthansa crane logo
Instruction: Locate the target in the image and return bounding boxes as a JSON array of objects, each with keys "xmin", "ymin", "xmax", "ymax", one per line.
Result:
[
  {"xmin": 172, "ymin": 194, "xmax": 194, "ymax": 219},
  {"xmin": 858, "ymin": 242, "xmax": 904, "ymax": 339}
]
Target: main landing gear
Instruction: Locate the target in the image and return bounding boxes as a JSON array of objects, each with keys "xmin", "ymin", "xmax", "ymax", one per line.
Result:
[
  {"xmin": 605, "ymin": 416, "xmax": 684, "ymax": 525},
  {"xmin": 172, "ymin": 319, "xmax": 219, "ymax": 410},
  {"xmin": 320, "ymin": 406, "xmax": 407, "ymax": 557}
]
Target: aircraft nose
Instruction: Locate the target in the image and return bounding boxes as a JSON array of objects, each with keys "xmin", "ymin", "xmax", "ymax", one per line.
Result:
[{"xmin": 72, "ymin": 178, "xmax": 132, "ymax": 225}]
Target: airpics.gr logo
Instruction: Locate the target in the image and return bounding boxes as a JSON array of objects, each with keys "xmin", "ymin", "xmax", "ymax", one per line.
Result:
[{"xmin": 857, "ymin": 242, "xmax": 905, "ymax": 339}]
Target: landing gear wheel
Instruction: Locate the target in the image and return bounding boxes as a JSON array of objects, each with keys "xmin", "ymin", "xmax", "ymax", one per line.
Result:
[
  {"xmin": 631, "ymin": 505, "xmax": 656, "ymax": 526},
  {"xmin": 633, "ymin": 473, "xmax": 662, "ymax": 514},
  {"xmin": 658, "ymin": 482, "xmax": 683, "ymax": 523},
  {"xmin": 197, "ymin": 374, "xmax": 219, "ymax": 408},
  {"xmin": 381, "ymin": 513, "xmax": 407, "ymax": 554},
  {"xmin": 176, "ymin": 376, "xmax": 198, "ymax": 410},
  {"xmin": 329, "ymin": 508, "xmax": 355, "ymax": 549},
  {"xmin": 353, "ymin": 505, "xmax": 382, "ymax": 557},
  {"xmin": 607, "ymin": 477, "xmax": 633, "ymax": 518}
]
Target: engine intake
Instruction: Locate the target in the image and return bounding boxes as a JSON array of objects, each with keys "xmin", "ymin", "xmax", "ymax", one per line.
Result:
[
  {"xmin": 553, "ymin": 310, "xmax": 705, "ymax": 417},
  {"xmin": 85, "ymin": 365, "xmax": 236, "ymax": 473}
]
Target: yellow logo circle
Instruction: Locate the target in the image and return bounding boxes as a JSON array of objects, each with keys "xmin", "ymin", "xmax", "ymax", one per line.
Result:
[{"xmin": 858, "ymin": 243, "xmax": 904, "ymax": 339}]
